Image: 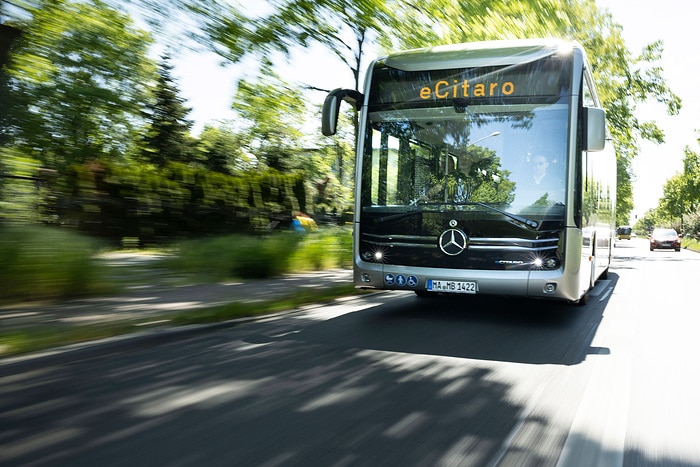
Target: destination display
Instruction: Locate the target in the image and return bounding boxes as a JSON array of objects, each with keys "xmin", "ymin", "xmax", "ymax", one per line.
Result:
[{"xmin": 369, "ymin": 58, "xmax": 571, "ymax": 108}]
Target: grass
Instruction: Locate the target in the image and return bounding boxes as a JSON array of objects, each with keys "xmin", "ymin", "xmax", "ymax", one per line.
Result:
[
  {"xmin": 0, "ymin": 225, "xmax": 354, "ymax": 302},
  {"xmin": 681, "ymin": 236, "xmax": 700, "ymax": 252},
  {"xmin": 164, "ymin": 227, "xmax": 353, "ymax": 282},
  {"xmin": 0, "ymin": 225, "xmax": 358, "ymax": 358},
  {"xmin": 0, "ymin": 225, "xmax": 116, "ymax": 304},
  {"xmin": 0, "ymin": 282, "xmax": 362, "ymax": 357}
]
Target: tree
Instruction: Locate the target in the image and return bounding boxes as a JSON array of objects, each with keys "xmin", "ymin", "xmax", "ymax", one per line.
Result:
[
  {"xmin": 196, "ymin": 123, "xmax": 254, "ymax": 174},
  {"xmin": 195, "ymin": 0, "xmax": 408, "ymax": 151},
  {"xmin": 231, "ymin": 67, "xmax": 307, "ymax": 172},
  {"xmin": 598, "ymin": 40, "xmax": 681, "ymax": 226},
  {"xmin": 201, "ymin": 0, "xmax": 396, "ymax": 93},
  {"xmin": 6, "ymin": 0, "xmax": 155, "ymax": 172},
  {"xmin": 379, "ymin": 0, "xmax": 572, "ymax": 50},
  {"xmin": 658, "ymin": 145, "xmax": 700, "ymax": 233},
  {"xmin": 139, "ymin": 54, "xmax": 194, "ymax": 167}
]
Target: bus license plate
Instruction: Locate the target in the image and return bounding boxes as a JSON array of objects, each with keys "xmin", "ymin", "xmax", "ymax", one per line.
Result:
[{"xmin": 427, "ymin": 280, "xmax": 477, "ymax": 294}]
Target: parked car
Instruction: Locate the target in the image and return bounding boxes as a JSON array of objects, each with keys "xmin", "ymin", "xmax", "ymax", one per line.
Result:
[{"xmin": 649, "ymin": 228, "xmax": 681, "ymax": 251}]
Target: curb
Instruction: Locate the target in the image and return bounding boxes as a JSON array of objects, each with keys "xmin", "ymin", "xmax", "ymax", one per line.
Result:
[
  {"xmin": 0, "ymin": 295, "xmax": 363, "ymax": 376},
  {"xmin": 0, "ymin": 322, "xmax": 236, "ymax": 376}
]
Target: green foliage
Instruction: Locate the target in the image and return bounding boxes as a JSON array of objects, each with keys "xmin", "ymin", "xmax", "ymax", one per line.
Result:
[
  {"xmin": 381, "ymin": 0, "xmax": 571, "ymax": 50},
  {"xmin": 166, "ymin": 232, "xmax": 301, "ymax": 279},
  {"xmin": 196, "ymin": 123, "xmax": 255, "ymax": 174},
  {"xmin": 682, "ymin": 233, "xmax": 700, "ymax": 250},
  {"xmin": 165, "ymin": 226, "xmax": 352, "ymax": 281},
  {"xmin": 0, "ymin": 225, "xmax": 114, "ymax": 303},
  {"xmin": 6, "ymin": 0, "xmax": 155, "ymax": 172},
  {"xmin": 633, "ymin": 209, "xmax": 656, "ymax": 235},
  {"xmin": 657, "ymin": 145, "xmax": 700, "ymax": 234},
  {"xmin": 4, "ymin": 1, "xmax": 358, "ymax": 234},
  {"xmin": 0, "ymin": 323, "xmax": 135, "ymax": 357},
  {"xmin": 139, "ymin": 54, "xmax": 194, "ymax": 166},
  {"xmin": 49, "ymin": 159, "xmax": 308, "ymax": 243},
  {"xmin": 634, "ymin": 206, "xmax": 683, "ymax": 235},
  {"xmin": 0, "ymin": 280, "xmax": 359, "ymax": 356},
  {"xmin": 3, "ymin": 1, "xmax": 684, "ymax": 248},
  {"xmin": 232, "ymin": 68, "xmax": 308, "ymax": 171},
  {"xmin": 0, "ymin": 148, "xmax": 43, "ymax": 224},
  {"xmin": 683, "ymin": 213, "xmax": 700, "ymax": 240},
  {"xmin": 0, "ymin": 225, "xmax": 355, "ymax": 355},
  {"xmin": 202, "ymin": 0, "xmax": 397, "ymax": 90},
  {"xmin": 168, "ymin": 282, "xmax": 358, "ymax": 326},
  {"xmin": 287, "ymin": 227, "xmax": 353, "ymax": 271}
]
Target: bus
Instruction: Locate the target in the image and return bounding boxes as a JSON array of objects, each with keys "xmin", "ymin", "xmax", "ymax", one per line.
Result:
[
  {"xmin": 616, "ymin": 225, "xmax": 632, "ymax": 240},
  {"xmin": 322, "ymin": 39, "xmax": 616, "ymax": 304}
]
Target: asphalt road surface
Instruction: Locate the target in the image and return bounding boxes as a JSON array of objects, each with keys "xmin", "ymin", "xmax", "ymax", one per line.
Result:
[{"xmin": 2, "ymin": 238, "xmax": 699, "ymax": 466}]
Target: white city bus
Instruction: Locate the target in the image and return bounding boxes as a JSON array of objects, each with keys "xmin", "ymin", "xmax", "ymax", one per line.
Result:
[{"xmin": 322, "ymin": 39, "xmax": 615, "ymax": 303}]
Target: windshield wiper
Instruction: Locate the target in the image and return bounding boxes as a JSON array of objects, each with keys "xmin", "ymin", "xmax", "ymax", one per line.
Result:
[
  {"xmin": 373, "ymin": 202, "xmax": 539, "ymax": 230},
  {"xmin": 375, "ymin": 209, "xmax": 424, "ymax": 224},
  {"xmin": 414, "ymin": 202, "xmax": 539, "ymax": 230},
  {"xmin": 469, "ymin": 202, "xmax": 539, "ymax": 230}
]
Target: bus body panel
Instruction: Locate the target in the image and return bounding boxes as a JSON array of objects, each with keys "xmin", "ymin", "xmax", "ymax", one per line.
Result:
[{"xmin": 354, "ymin": 225, "xmax": 587, "ymax": 302}]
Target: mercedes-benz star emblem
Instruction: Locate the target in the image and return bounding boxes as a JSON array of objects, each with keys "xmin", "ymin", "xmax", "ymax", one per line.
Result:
[{"xmin": 438, "ymin": 229, "xmax": 468, "ymax": 256}]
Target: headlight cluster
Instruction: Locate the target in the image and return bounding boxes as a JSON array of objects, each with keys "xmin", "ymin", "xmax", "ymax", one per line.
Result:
[
  {"xmin": 361, "ymin": 250, "xmax": 385, "ymax": 262},
  {"xmin": 533, "ymin": 257, "xmax": 560, "ymax": 270}
]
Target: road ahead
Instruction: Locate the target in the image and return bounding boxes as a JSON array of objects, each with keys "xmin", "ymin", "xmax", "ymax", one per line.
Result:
[{"xmin": 2, "ymin": 238, "xmax": 699, "ymax": 466}]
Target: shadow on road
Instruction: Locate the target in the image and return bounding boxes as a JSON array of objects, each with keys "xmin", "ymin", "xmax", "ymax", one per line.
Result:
[
  {"xmin": 277, "ymin": 273, "xmax": 618, "ymax": 366},
  {"xmin": 8, "ymin": 270, "xmax": 689, "ymax": 467}
]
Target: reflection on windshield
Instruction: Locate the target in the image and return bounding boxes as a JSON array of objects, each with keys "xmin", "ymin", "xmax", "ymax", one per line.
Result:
[{"xmin": 363, "ymin": 105, "xmax": 568, "ymax": 215}]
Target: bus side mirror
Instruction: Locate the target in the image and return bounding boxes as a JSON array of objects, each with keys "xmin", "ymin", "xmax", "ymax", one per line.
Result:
[
  {"xmin": 584, "ymin": 107, "xmax": 606, "ymax": 152},
  {"xmin": 321, "ymin": 88, "xmax": 364, "ymax": 136}
]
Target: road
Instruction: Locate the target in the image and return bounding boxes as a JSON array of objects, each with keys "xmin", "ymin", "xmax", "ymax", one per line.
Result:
[{"xmin": 1, "ymin": 238, "xmax": 699, "ymax": 466}]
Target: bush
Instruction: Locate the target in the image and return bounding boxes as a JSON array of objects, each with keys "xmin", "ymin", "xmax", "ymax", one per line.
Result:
[
  {"xmin": 166, "ymin": 232, "xmax": 301, "ymax": 280},
  {"xmin": 165, "ymin": 227, "xmax": 353, "ymax": 281},
  {"xmin": 0, "ymin": 225, "xmax": 114, "ymax": 303},
  {"xmin": 288, "ymin": 227, "xmax": 353, "ymax": 271}
]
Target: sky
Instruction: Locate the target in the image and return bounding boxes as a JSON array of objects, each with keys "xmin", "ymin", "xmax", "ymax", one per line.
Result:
[
  {"xmin": 596, "ymin": 0, "xmax": 700, "ymax": 222},
  {"xmin": 171, "ymin": 0, "xmax": 699, "ymax": 223}
]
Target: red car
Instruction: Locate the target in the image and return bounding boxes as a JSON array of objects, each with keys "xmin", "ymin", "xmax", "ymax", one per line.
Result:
[{"xmin": 649, "ymin": 228, "xmax": 681, "ymax": 251}]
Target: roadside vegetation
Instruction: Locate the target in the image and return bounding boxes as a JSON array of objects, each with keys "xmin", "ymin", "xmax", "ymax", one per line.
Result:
[
  {"xmin": 0, "ymin": 225, "xmax": 116, "ymax": 304},
  {"xmin": 166, "ymin": 226, "xmax": 353, "ymax": 282},
  {"xmin": 0, "ymin": 225, "xmax": 353, "ymax": 305},
  {"xmin": 682, "ymin": 236, "xmax": 700, "ymax": 252},
  {"xmin": 631, "ymin": 147, "xmax": 700, "ymax": 240},
  {"xmin": 0, "ymin": 225, "xmax": 356, "ymax": 356}
]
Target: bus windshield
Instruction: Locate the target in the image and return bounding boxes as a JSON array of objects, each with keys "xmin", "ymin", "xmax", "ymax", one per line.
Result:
[{"xmin": 361, "ymin": 56, "xmax": 572, "ymax": 223}]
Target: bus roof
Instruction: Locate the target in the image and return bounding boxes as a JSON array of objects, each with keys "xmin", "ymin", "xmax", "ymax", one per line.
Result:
[{"xmin": 383, "ymin": 38, "xmax": 578, "ymax": 71}]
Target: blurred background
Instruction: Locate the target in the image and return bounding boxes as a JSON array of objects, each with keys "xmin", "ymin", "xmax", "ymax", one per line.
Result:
[{"xmin": 1, "ymin": 0, "xmax": 697, "ymax": 304}]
